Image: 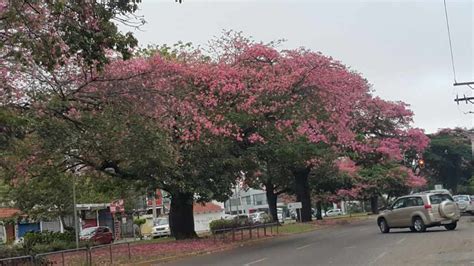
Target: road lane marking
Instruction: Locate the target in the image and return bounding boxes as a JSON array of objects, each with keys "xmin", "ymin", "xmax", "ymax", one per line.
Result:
[
  {"xmin": 243, "ymin": 258, "xmax": 267, "ymax": 266},
  {"xmin": 344, "ymin": 246, "xmax": 356, "ymax": 249},
  {"xmin": 370, "ymin": 251, "xmax": 387, "ymax": 265},
  {"xmin": 396, "ymin": 238, "xmax": 406, "ymax": 245},
  {"xmin": 296, "ymin": 243, "xmax": 313, "ymax": 250},
  {"xmin": 359, "ymin": 228, "xmax": 369, "ymax": 232}
]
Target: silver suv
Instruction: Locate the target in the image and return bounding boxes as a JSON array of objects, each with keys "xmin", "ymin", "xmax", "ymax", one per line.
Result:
[
  {"xmin": 453, "ymin": 195, "xmax": 474, "ymax": 214},
  {"xmin": 377, "ymin": 191, "xmax": 460, "ymax": 233}
]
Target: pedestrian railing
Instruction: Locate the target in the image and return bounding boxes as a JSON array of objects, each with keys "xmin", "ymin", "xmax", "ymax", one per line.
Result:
[
  {"xmin": 35, "ymin": 247, "xmax": 89, "ymax": 265},
  {"xmin": 1, "ymin": 243, "xmax": 131, "ymax": 266},
  {"xmin": 0, "ymin": 255, "xmax": 33, "ymax": 266},
  {"xmin": 212, "ymin": 222, "xmax": 280, "ymax": 244}
]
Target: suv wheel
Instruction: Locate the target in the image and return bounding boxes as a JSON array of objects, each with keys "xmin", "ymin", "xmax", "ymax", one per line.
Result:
[
  {"xmin": 444, "ymin": 222, "xmax": 457, "ymax": 231},
  {"xmin": 412, "ymin": 217, "xmax": 426, "ymax": 232},
  {"xmin": 409, "ymin": 226, "xmax": 416, "ymax": 232},
  {"xmin": 378, "ymin": 218, "xmax": 390, "ymax": 233}
]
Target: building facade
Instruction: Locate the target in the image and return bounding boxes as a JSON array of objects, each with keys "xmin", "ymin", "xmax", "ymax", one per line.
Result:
[{"xmin": 224, "ymin": 188, "xmax": 286, "ymax": 215}]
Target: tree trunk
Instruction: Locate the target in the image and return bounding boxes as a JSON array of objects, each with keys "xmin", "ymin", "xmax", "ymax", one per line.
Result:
[
  {"xmin": 370, "ymin": 195, "xmax": 379, "ymax": 214},
  {"xmin": 294, "ymin": 168, "xmax": 312, "ymax": 222},
  {"xmin": 58, "ymin": 215, "xmax": 67, "ymax": 232},
  {"xmin": 169, "ymin": 191, "xmax": 197, "ymax": 240},
  {"xmin": 315, "ymin": 200, "xmax": 323, "ymax": 220},
  {"xmin": 265, "ymin": 182, "xmax": 279, "ymax": 223}
]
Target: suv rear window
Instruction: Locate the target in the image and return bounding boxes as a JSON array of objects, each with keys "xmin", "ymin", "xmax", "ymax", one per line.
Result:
[{"xmin": 429, "ymin": 194, "xmax": 453, "ymax": 204}]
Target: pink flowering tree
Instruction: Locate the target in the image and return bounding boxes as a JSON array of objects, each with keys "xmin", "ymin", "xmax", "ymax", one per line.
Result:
[
  {"xmin": 0, "ymin": 0, "xmax": 153, "ymax": 232},
  {"xmin": 197, "ymin": 32, "xmax": 430, "ymax": 222},
  {"xmin": 343, "ymin": 97, "xmax": 430, "ymax": 213},
  {"xmin": 191, "ymin": 32, "xmax": 376, "ymax": 222}
]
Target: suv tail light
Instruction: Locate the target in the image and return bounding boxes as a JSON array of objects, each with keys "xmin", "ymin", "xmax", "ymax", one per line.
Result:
[{"xmin": 424, "ymin": 204, "xmax": 432, "ymax": 209}]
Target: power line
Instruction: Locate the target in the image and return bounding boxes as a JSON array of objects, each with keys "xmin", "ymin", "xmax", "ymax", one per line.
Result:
[
  {"xmin": 443, "ymin": 0, "xmax": 457, "ymax": 83},
  {"xmin": 454, "ymin": 95, "xmax": 474, "ymax": 104}
]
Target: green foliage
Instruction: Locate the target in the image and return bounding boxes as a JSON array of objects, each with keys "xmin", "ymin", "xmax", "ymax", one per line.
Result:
[
  {"xmin": 423, "ymin": 129, "xmax": 473, "ymax": 192},
  {"xmin": 31, "ymin": 240, "xmax": 77, "ymax": 254},
  {"xmin": 135, "ymin": 42, "xmax": 195, "ymax": 60},
  {"xmin": 0, "ymin": 245, "xmax": 26, "ymax": 259},
  {"xmin": 310, "ymin": 151, "xmax": 351, "ymax": 196},
  {"xmin": 2, "ymin": 0, "xmax": 143, "ymax": 70},
  {"xmin": 0, "ymin": 107, "xmax": 30, "ymax": 152},
  {"xmin": 455, "ymin": 175, "xmax": 474, "ymax": 194},
  {"xmin": 134, "ymin": 218, "xmax": 146, "ymax": 227},
  {"xmin": 26, "ymin": 231, "xmax": 75, "ymax": 244},
  {"xmin": 0, "ymin": 180, "xmax": 11, "ymax": 205},
  {"xmin": 23, "ymin": 231, "xmax": 74, "ymax": 247},
  {"xmin": 358, "ymin": 163, "xmax": 412, "ymax": 199},
  {"xmin": 209, "ymin": 219, "xmax": 237, "ymax": 233},
  {"xmin": 23, "ymin": 231, "xmax": 74, "ymax": 253},
  {"xmin": 259, "ymin": 213, "xmax": 273, "ymax": 224}
]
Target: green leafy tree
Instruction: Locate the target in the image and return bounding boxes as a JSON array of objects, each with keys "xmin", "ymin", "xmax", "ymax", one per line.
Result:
[
  {"xmin": 423, "ymin": 128, "xmax": 473, "ymax": 193},
  {"xmin": 309, "ymin": 155, "xmax": 351, "ymax": 220}
]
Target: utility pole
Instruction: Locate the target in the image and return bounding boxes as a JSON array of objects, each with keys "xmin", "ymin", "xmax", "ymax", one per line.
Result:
[
  {"xmin": 453, "ymin": 82, "xmax": 474, "ymax": 108},
  {"xmin": 72, "ymin": 174, "xmax": 79, "ymax": 249},
  {"xmin": 454, "ymin": 81, "xmax": 474, "ymax": 86},
  {"xmin": 454, "ymin": 95, "xmax": 474, "ymax": 104},
  {"xmin": 235, "ymin": 185, "xmax": 240, "ymax": 215},
  {"xmin": 152, "ymin": 190, "xmax": 157, "ymax": 220}
]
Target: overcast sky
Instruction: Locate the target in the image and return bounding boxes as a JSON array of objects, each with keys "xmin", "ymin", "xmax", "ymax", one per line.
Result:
[{"xmin": 125, "ymin": 0, "xmax": 473, "ymax": 133}]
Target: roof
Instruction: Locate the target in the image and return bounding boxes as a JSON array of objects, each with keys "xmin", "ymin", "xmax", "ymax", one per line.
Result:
[
  {"xmin": 193, "ymin": 202, "xmax": 223, "ymax": 214},
  {"xmin": 0, "ymin": 208, "xmax": 20, "ymax": 219},
  {"xmin": 411, "ymin": 190, "xmax": 452, "ymax": 196}
]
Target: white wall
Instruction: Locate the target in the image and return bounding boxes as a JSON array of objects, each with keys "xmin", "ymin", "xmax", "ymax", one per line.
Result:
[
  {"xmin": 41, "ymin": 220, "xmax": 62, "ymax": 233},
  {"xmin": 194, "ymin": 212, "xmax": 225, "ymax": 233},
  {"xmin": 0, "ymin": 223, "xmax": 6, "ymax": 244}
]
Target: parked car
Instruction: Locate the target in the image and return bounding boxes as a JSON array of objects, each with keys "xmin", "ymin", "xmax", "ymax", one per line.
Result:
[
  {"xmin": 377, "ymin": 191, "xmax": 460, "ymax": 233},
  {"xmin": 453, "ymin": 195, "xmax": 474, "ymax": 214},
  {"xmin": 325, "ymin": 209, "xmax": 343, "ymax": 217},
  {"xmin": 249, "ymin": 212, "xmax": 271, "ymax": 224},
  {"xmin": 151, "ymin": 217, "xmax": 170, "ymax": 238},
  {"xmin": 311, "ymin": 208, "xmax": 326, "ymax": 218},
  {"xmin": 79, "ymin": 226, "xmax": 114, "ymax": 245}
]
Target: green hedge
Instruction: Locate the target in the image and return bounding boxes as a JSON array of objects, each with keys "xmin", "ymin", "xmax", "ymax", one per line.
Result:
[
  {"xmin": 24, "ymin": 231, "xmax": 74, "ymax": 245},
  {"xmin": 0, "ymin": 246, "xmax": 27, "ymax": 259},
  {"xmin": 209, "ymin": 219, "xmax": 237, "ymax": 233},
  {"xmin": 19, "ymin": 231, "xmax": 76, "ymax": 254},
  {"xmin": 31, "ymin": 240, "xmax": 77, "ymax": 254}
]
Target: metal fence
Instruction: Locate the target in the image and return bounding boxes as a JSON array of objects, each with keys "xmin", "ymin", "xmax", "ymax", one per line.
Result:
[
  {"xmin": 0, "ymin": 244, "xmax": 131, "ymax": 266},
  {"xmin": 0, "ymin": 223, "xmax": 280, "ymax": 266},
  {"xmin": 212, "ymin": 222, "xmax": 280, "ymax": 244},
  {"xmin": 0, "ymin": 255, "xmax": 33, "ymax": 266}
]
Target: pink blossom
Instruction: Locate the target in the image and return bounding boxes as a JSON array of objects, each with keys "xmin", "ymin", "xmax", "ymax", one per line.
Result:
[
  {"xmin": 335, "ymin": 157, "xmax": 358, "ymax": 176},
  {"xmin": 248, "ymin": 133, "xmax": 266, "ymax": 144}
]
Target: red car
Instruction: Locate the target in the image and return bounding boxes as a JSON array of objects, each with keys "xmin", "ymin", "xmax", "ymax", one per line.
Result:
[{"xmin": 79, "ymin": 226, "xmax": 114, "ymax": 245}]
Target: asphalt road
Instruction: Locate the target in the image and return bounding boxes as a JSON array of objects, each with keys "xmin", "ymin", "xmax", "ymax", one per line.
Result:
[{"xmin": 164, "ymin": 216, "xmax": 474, "ymax": 266}]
